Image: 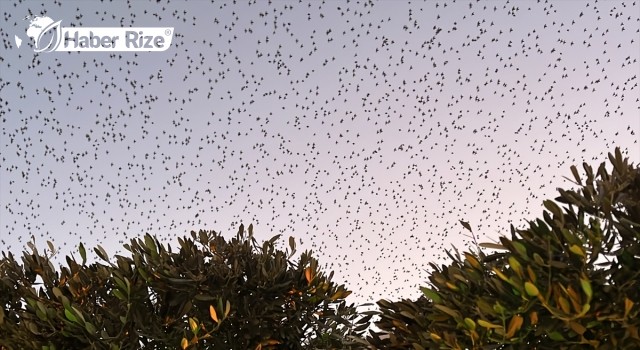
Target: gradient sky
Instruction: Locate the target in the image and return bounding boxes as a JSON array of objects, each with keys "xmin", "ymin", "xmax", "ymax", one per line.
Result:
[{"xmin": 1, "ymin": 0, "xmax": 638, "ymax": 305}]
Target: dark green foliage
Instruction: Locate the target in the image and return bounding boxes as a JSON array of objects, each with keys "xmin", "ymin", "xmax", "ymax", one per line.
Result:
[
  {"xmin": 369, "ymin": 148, "xmax": 640, "ymax": 349},
  {"xmin": 0, "ymin": 224, "xmax": 369, "ymax": 349},
  {"xmin": 2, "ymin": 148, "xmax": 638, "ymax": 349}
]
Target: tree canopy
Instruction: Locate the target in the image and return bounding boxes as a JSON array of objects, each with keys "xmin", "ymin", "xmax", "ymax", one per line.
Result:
[
  {"xmin": 2, "ymin": 148, "xmax": 638, "ymax": 349},
  {"xmin": 0, "ymin": 225, "xmax": 370, "ymax": 349},
  {"xmin": 369, "ymin": 147, "xmax": 640, "ymax": 349}
]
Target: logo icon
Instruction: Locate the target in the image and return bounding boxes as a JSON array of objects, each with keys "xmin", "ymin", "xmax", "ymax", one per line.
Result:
[
  {"xmin": 24, "ymin": 15, "xmax": 62, "ymax": 52},
  {"xmin": 17, "ymin": 15, "xmax": 174, "ymax": 52}
]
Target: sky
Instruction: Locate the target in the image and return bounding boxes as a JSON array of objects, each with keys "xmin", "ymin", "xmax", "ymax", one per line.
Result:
[{"xmin": 1, "ymin": 0, "xmax": 638, "ymax": 305}]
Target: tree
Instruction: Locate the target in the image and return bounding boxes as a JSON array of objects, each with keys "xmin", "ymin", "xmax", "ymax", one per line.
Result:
[
  {"xmin": 369, "ymin": 148, "xmax": 640, "ymax": 349},
  {"xmin": 0, "ymin": 224, "xmax": 371, "ymax": 349}
]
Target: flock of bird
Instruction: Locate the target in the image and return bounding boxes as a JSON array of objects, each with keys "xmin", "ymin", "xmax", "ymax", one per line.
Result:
[{"xmin": 0, "ymin": 0, "xmax": 638, "ymax": 303}]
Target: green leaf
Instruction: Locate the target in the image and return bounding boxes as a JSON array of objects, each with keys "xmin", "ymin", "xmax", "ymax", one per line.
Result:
[
  {"xmin": 548, "ymin": 331, "xmax": 566, "ymax": 341},
  {"xmin": 85, "ymin": 322, "xmax": 96, "ymax": 334},
  {"xmin": 113, "ymin": 289, "xmax": 126, "ymax": 301},
  {"xmin": 580, "ymin": 277, "xmax": 592, "ymax": 301},
  {"xmin": 64, "ymin": 309, "xmax": 77, "ymax": 323},
  {"xmin": 524, "ymin": 282, "xmax": 539, "ymax": 297},
  {"xmin": 533, "ymin": 253, "xmax": 545, "ymax": 266},
  {"xmin": 543, "ymin": 200, "xmax": 563, "ymax": 219},
  {"xmin": 464, "ymin": 317, "xmax": 476, "ymax": 330},
  {"xmin": 477, "ymin": 319, "xmax": 502, "ymax": 329},
  {"xmin": 509, "ymin": 256, "xmax": 523, "ymax": 277},
  {"xmin": 420, "ymin": 287, "xmax": 442, "ymax": 303},
  {"xmin": 434, "ymin": 304, "xmax": 461, "ymax": 319},
  {"xmin": 144, "ymin": 234, "xmax": 157, "ymax": 255},
  {"xmin": 188, "ymin": 317, "xmax": 198, "ymax": 334},
  {"xmin": 569, "ymin": 244, "xmax": 585, "ymax": 257},
  {"xmin": 511, "ymin": 241, "xmax": 528, "ymax": 259}
]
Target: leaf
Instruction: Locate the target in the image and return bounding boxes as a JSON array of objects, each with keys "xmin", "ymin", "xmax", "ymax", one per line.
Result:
[
  {"xmin": 527, "ymin": 265, "xmax": 537, "ymax": 283},
  {"xmin": 392, "ymin": 319, "xmax": 409, "ymax": 332},
  {"xmin": 224, "ymin": 300, "xmax": 231, "ymax": 318},
  {"xmin": 64, "ymin": 309, "xmax": 77, "ymax": 323},
  {"xmin": 570, "ymin": 165, "xmax": 582, "ymax": 185},
  {"xmin": 434, "ymin": 304, "xmax": 461, "ymax": 319},
  {"xmin": 144, "ymin": 234, "xmax": 157, "ymax": 255},
  {"xmin": 261, "ymin": 339, "xmax": 281, "ymax": 346},
  {"xmin": 477, "ymin": 319, "xmax": 502, "ymax": 329},
  {"xmin": 198, "ymin": 230, "xmax": 208, "ymax": 244},
  {"xmin": 548, "ymin": 331, "xmax": 566, "ymax": 341},
  {"xmin": 464, "ymin": 253, "xmax": 482, "ymax": 270},
  {"xmin": 304, "ymin": 266, "xmax": 313, "ymax": 284},
  {"xmin": 464, "ymin": 318, "xmax": 476, "ymax": 330},
  {"xmin": 479, "ymin": 242, "xmax": 508, "ymax": 250},
  {"xmin": 492, "ymin": 267, "xmax": 509, "ymax": 282},
  {"xmin": 47, "ymin": 240, "xmax": 55, "ymax": 254},
  {"xmin": 194, "ymin": 294, "xmax": 216, "ymax": 301},
  {"xmin": 412, "ymin": 343, "xmax": 426, "ymax": 350},
  {"xmin": 505, "ymin": 314, "xmax": 523, "ymax": 338},
  {"xmin": 625, "ymin": 298, "xmax": 634, "ymax": 319},
  {"xmin": 569, "ymin": 321, "xmax": 586, "ymax": 335},
  {"xmin": 459, "ymin": 220, "xmax": 472, "ymax": 232},
  {"xmin": 580, "ymin": 303, "xmax": 591, "ymax": 316},
  {"xmin": 511, "ymin": 241, "xmax": 528, "ymax": 259},
  {"xmin": 543, "ymin": 200, "xmax": 563, "ymax": 219},
  {"xmin": 429, "ymin": 332, "xmax": 442, "ymax": 341},
  {"xmin": 288, "ymin": 236, "xmax": 296, "ymax": 257},
  {"xmin": 533, "ymin": 253, "xmax": 545, "ymax": 266},
  {"xmin": 508, "ymin": 256, "xmax": 522, "ymax": 277},
  {"xmin": 94, "ymin": 245, "xmax": 109, "ymax": 262},
  {"xmin": 580, "ymin": 276, "xmax": 592, "ymax": 301},
  {"xmin": 420, "ymin": 287, "xmax": 442, "ymax": 303},
  {"xmin": 529, "ymin": 311, "xmax": 538, "ymax": 325},
  {"xmin": 188, "ymin": 317, "xmax": 198, "ymax": 334},
  {"xmin": 445, "ymin": 281, "xmax": 459, "ymax": 291},
  {"xmin": 569, "ymin": 244, "xmax": 585, "ymax": 258},
  {"xmin": 78, "ymin": 243, "xmax": 86, "ymax": 265},
  {"xmin": 85, "ymin": 322, "xmax": 96, "ymax": 334},
  {"xmin": 558, "ymin": 296, "xmax": 571, "ymax": 313},
  {"xmin": 524, "ymin": 281, "xmax": 539, "ymax": 297},
  {"xmin": 112, "ymin": 289, "xmax": 126, "ymax": 301},
  {"xmin": 52, "ymin": 287, "xmax": 63, "ymax": 300},
  {"xmin": 209, "ymin": 304, "xmax": 218, "ymax": 323}
]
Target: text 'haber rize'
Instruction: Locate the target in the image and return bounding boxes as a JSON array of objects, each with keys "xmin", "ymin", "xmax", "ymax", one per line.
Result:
[{"xmin": 63, "ymin": 30, "xmax": 166, "ymax": 49}]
